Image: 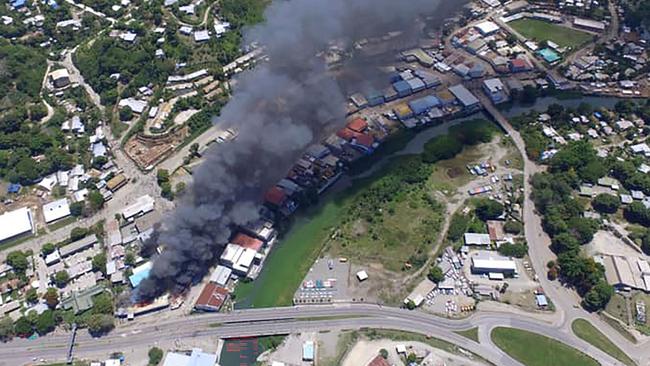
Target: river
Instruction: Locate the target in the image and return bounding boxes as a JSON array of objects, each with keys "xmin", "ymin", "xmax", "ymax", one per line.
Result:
[
  {"xmin": 233, "ymin": 94, "xmax": 626, "ymax": 308},
  {"xmin": 224, "ymin": 94, "xmax": 627, "ymax": 359}
]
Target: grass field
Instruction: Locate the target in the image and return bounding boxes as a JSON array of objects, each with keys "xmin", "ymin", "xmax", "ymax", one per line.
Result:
[
  {"xmin": 605, "ymin": 293, "xmax": 629, "ymax": 325},
  {"xmin": 327, "ymin": 162, "xmax": 445, "ymax": 272},
  {"xmin": 491, "ymin": 327, "xmax": 599, "ymax": 366},
  {"xmin": 509, "ymin": 18, "xmax": 593, "ymax": 49},
  {"xmin": 571, "ymin": 319, "xmax": 636, "ymax": 366},
  {"xmin": 454, "ymin": 327, "xmax": 479, "ymax": 342}
]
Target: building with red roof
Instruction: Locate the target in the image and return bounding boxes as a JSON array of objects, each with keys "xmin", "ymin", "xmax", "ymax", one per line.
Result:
[
  {"xmin": 194, "ymin": 283, "xmax": 229, "ymax": 312},
  {"xmin": 353, "ymin": 133, "xmax": 375, "ymax": 149},
  {"xmin": 347, "ymin": 118, "xmax": 368, "ymax": 133},
  {"xmin": 367, "ymin": 355, "xmax": 391, "ymax": 366},
  {"xmin": 264, "ymin": 186, "xmax": 287, "ymax": 207},
  {"xmin": 336, "ymin": 128, "xmax": 356, "ymax": 141},
  {"xmin": 509, "ymin": 58, "xmax": 532, "ymax": 72},
  {"xmin": 231, "ymin": 233, "xmax": 264, "ymax": 252}
]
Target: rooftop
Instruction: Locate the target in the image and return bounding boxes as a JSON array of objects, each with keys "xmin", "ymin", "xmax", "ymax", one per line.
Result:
[
  {"xmin": 194, "ymin": 283, "xmax": 229, "ymax": 311},
  {"xmin": 0, "ymin": 207, "xmax": 33, "ymax": 242},
  {"xmin": 42, "ymin": 198, "xmax": 71, "ymax": 223}
]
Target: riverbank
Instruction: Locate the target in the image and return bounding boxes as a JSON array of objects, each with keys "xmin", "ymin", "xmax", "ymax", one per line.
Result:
[{"xmin": 232, "ymin": 95, "xmax": 626, "ymax": 309}]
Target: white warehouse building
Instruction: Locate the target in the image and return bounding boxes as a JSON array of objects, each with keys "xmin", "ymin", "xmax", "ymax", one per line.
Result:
[
  {"xmin": 0, "ymin": 207, "xmax": 34, "ymax": 243},
  {"xmin": 470, "ymin": 251, "xmax": 517, "ymax": 276}
]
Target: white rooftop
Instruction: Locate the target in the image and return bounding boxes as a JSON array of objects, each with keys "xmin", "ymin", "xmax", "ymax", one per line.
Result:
[
  {"xmin": 42, "ymin": 198, "xmax": 71, "ymax": 223},
  {"xmin": 194, "ymin": 30, "xmax": 210, "ymax": 42},
  {"xmin": 475, "ymin": 21, "xmax": 500, "ymax": 35},
  {"xmin": 122, "ymin": 195, "xmax": 155, "ymax": 220},
  {"xmin": 0, "ymin": 207, "xmax": 34, "ymax": 242},
  {"xmin": 464, "ymin": 233, "xmax": 491, "ymax": 245}
]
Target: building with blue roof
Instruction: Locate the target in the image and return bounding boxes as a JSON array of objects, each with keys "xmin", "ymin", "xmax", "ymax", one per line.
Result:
[
  {"xmin": 365, "ymin": 91, "xmax": 384, "ymax": 107},
  {"xmin": 7, "ymin": 183, "xmax": 21, "ymax": 194},
  {"xmin": 11, "ymin": 0, "xmax": 26, "ymax": 8},
  {"xmin": 302, "ymin": 341, "xmax": 315, "ymax": 361},
  {"xmin": 408, "ymin": 96, "xmax": 441, "ymax": 115},
  {"xmin": 406, "ymin": 78, "xmax": 426, "ymax": 93},
  {"xmin": 129, "ymin": 262, "xmax": 152, "ymax": 287},
  {"xmin": 538, "ymin": 48, "xmax": 561, "ymax": 64},
  {"xmin": 392, "ymin": 80, "xmax": 412, "ymax": 98}
]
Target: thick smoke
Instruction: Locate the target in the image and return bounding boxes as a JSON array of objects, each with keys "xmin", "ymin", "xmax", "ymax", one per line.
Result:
[{"xmin": 137, "ymin": 0, "xmax": 457, "ymax": 300}]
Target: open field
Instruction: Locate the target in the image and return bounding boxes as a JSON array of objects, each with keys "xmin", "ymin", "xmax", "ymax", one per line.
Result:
[
  {"xmin": 571, "ymin": 319, "xmax": 636, "ymax": 366},
  {"xmin": 508, "ymin": 19, "xmax": 593, "ymax": 49},
  {"xmin": 491, "ymin": 327, "xmax": 599, "ymax": 366},
  {"xmin": 327, "ymin": 158, "xmax": 445, "ymax": 272},
  {"xmin": 605, "ymin": 293, "xmax": 629, "ymax": 325}
]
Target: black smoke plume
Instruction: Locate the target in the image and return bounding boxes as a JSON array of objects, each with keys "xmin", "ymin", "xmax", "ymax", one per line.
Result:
[{"xmin": 137, "ymin": 0, "xmax": 461, "ymax": 300}]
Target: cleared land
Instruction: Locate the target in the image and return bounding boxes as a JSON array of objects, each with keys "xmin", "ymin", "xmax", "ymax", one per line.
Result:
[
  {"xmin": 327, "ymin": 158, "xmax": 445, "ymax": 272},
  {"xmin": 491, "ymin": 327, "xmax": 599, "ymax": 366},
  {"xmin": 571, "ymin": 319, "xmax": 636, "ymax": 366},
  {"xmin": 509, "ymin": 18, "xmax": 593, "ymax": 48}
]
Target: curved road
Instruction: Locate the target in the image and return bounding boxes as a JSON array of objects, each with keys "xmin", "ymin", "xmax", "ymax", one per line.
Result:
[{"xmin": 0, "ymin": 304, "xmax": 627, "ymax": 366}]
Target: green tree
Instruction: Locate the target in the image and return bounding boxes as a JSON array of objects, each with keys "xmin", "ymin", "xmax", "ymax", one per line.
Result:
[
  {"xmin": 592, "ymin": 193, "xmax": 620, "ymax": 214},
  {"xmin": 422, "ymin": 135, "xmax": 462, "ymax": 163},
  {"xmin": 119, "ymin": 106, "xmax": 133, "ymax": 121},
  {"xmin": 498, "ymin": 243, "xmax": 528, "ymax": 258},
  {"xmin": 189, "ymin": 143, "xmax": 199, "ymax": 157},
  {"xmin": 25, "ymin": 288, "xmax": 38, "ymax": 304},
  {"xmin": 87, "ymin": 190, "xmax": 105, "ymax": 211},
  {"xmin": 14, "ymin": 317, "xmax": 33, "ymax": 337},
  {"xmin": 427, "ymin": 266, "xmax": 444, "ymax": 283},
  {"xmin": 474, "ymin": 199, "xmax": 504, "ymax": 221},
  {"xmin": 86, "ymin": 314, "xmax": 114, "ymax": 335},
  {"xmin": 160, "ymin": 182, "xmax": 173, "ymax": 200},
  {"xmin": 0, "ymin": 317, "xmax": 15, "ymax": 341},
  {"xmin": 92, "ymin": 253, "xmax": 107, "ymax": 275},
  {"xmin": 175, "ymin": 182, "xmax": 186, "ymax": 196},
  {"xmin": 551, "ymin": 233, "xmax": 580, "ymax": 254},
  {"xmin": 583, "ymin": 281, "xmax": 614, "ymax": 311},
  {"xmin": 70, "ymin": 227, "xmax": 89, "ymax": 241},
  {"xmin": 41, "ymin": 243, "xmax": 56, "ymax": 256},
  {"xmin": 70, "ymin": 201, "xmax": 84, "ymax": 217},
  {"xmin": 6, "ymin": 250, "xmax": 30, "ymax": 274},
  {"xmin": 405, "ymin": 300, "xmax": 416, "ymax": 310},
  {"xmin": 125, "ymin": 252, "xmax": 136, "ymax": 267},
  {"xmin": 379, "ymin": 348, "xmax": 388, "ymax": 359},
  {"xmin": 643, "ymin": 232, "xmax": 650, "ymax": 255},
  {"xmin": 43, "ymin": 287, "xmax": 59, "ymax": 309},
  {"xmin": 503, "ymin": 221, "xmax": 522, "ymax": 234},
  {"xmin": 156, "ymin": 169, "xmax": 169, "ymax": 185},
  {"xmin": 35, "ymin": 310, "xmax": 55, "ymax": 335},
  {"xmin": 54, "ymin": 271, "xmax": 69, "ymax": 288},
  {"xmin": 92, "ymin": 292, "xmax": 114, "ymax": 315},
  {"xmin": 406, "ymin": 353, "xmax": 417, "ymax": 363},
  {"xmin": 148, "ymin": 347, "xmax": 164, "ymax": 365}
]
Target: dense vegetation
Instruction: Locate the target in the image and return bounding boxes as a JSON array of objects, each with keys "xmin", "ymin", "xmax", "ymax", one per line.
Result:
[
  {"xmin": 0, "ymin": 41, "xmax": 47, "ymax": 109},
  {"xmin": 531, "ymin": 141, "xmax": 613, "ymax": 311}
]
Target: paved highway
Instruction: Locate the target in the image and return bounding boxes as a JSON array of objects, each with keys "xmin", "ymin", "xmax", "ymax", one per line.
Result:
[{"xmin": 0, "ymin": 304, "xmax": 629, "ymax": 366}]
